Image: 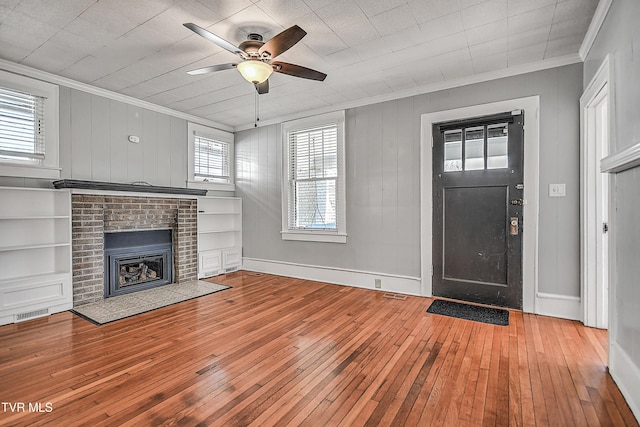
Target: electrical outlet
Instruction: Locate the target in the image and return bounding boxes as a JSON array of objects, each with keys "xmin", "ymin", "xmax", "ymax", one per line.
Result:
[{"xmin": 375, "ymin": 278, "xmax": 381, "ymax": 289}]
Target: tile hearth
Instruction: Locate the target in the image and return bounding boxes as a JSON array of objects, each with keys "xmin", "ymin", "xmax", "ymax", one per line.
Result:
[{"xmin": 71, "ymin": 280, "xmax": 230, "ymax": 325}]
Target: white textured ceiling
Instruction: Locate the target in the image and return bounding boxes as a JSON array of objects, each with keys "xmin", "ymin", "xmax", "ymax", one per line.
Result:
[{"xmin": 0, "ymin": 0, "xmax": 598, "ymax": 129}]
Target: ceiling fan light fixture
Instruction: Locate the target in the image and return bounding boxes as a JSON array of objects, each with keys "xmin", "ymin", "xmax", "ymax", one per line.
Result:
[{"xmin": 237, "ymin": 60, "xmax": 273, "ymax": 84}]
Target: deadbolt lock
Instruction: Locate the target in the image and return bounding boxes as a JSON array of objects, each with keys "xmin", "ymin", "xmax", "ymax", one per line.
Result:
[
  {"xmin": 510, "ymin": 199, "xmax": 524, "ymax": 206},
  {"xmin": 510, "ymin": 217, "xmax": 519, "ymax": 235}
]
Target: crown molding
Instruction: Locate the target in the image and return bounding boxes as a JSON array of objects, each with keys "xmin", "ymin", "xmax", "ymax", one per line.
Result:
[
  {"xmin": 233, "ymin": 53, "xmax": 582, "ymax": 132},
  {"xmin": 0, "ymin": 51, "xmax": 585, "ymax": 135},
  {"xmin": 579, "ymin": 0, "xmax": 613, "ymax": 60},
  {"xmin": 0, "ymin": 58, "xmax": 233, "ymax": 133}
]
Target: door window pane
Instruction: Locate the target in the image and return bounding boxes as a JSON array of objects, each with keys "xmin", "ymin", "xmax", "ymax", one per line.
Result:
[
  {"xmin": 444, "ymin": 130, "xmax": 462, "ymax": 172},
  {"xmin": 487, "ymin": 123, "xmax": 508, "ymax": 169},
  {"xmin": 465, "ymin": 127, "xmax": 484, "ymax": 170}
]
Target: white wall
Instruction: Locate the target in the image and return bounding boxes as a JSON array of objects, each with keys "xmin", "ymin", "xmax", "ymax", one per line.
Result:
[
  {"xmin": 0, "ymin": 84, "xmax": 234, "ymax": 196},
  {"xmin": 236, "ymin": 63, "xmax": 583, "ymax": 300},
  {"xmin": 237, "ymin": 100, "xmax": 420, "ymax": 279},
  {"xmin": 59, "ymin": 87, "xmax": 187, "ymax": 187},
  {"xmin": 584, "ymin": 0, "xmax": 640, "ymax": 420}
]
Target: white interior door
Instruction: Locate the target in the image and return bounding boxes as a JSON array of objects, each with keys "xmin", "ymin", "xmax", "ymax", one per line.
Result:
[
  {"xmin": 595, "ymin": 92, "xmax": 609, "ymax": 329},
  {"xmin": 581, "ymin": 57, "xmax": 611, "ymax": 330}
]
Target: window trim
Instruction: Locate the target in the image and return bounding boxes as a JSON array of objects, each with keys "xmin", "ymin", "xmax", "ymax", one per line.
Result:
[
  {"xmin": 187, "ymin": 122, "xmax": 235, "ymax": 191},
  {"xmin": 281, "ymin": 110, "xmax": 346, "ymax": 243},
  {"xmin": 0, "ymin": 69, "xmax": 59, "ymax": 179}
]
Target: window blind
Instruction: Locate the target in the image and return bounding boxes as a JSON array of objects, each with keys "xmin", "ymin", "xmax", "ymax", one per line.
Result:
[
  {"xmin": 0, "ymin": 86, "xmax": 45, "ymax": 163},
  {"xmin": 288, "ymin": 123, "xmax": 338, "ymax": 230},
  {"xmin": 194, "ymin": 133, "xmax": 230, "ymax": 181}
]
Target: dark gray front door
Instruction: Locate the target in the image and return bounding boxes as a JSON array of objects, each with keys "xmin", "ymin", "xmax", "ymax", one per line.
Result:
[{"xmin": 432, "ymin": 111, "xmax": 524, "ymax": 309}]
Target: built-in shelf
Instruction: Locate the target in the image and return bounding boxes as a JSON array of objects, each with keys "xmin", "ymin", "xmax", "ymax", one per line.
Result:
[
  {"xmin": 0, "ymin": 215, "xmax": 70, "ymax": 220},
  {"xmin": 197, "ymin": 196, "xmax": 242, "ymax": 278},
  {"xmin": 199, "ymin": 229, "xmax": 242, "ymax": 234},
  {"xmin": 0, "ymin": 187, "xmax": 73, "ymax": 326},
  {"xmin": 0, "ymin": 271, "xmax": 70, "ymax": 285},
  {"xmin": 0, "ymin": 243, "xmax": 71, "ymax": 252},
  {"xmin": 198, "ymin": 211, "xmax": 240, "ymax": 215}
]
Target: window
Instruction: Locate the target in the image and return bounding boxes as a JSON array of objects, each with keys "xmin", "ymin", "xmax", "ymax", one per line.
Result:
[
  {"xmin": 442, "ymin": 121, "xmax": 509, "ymax": 173},
  {"xmin": 0, "ymin": 70, "xmax": 59, "ymax": 179},
  {"xmin": 194, "ymin": 134, "xmax": 231, "ymax": 181},
  {"xmin": 0, "ymin": 87, "xmax": 45, "ymax": 164},
  {"xmin": 281, "ymin": 111, "xmax": 346, "ymax": 243},
  {"xmin": 187, "ymin": 122, "xmax": 234, "ymax": 191}
]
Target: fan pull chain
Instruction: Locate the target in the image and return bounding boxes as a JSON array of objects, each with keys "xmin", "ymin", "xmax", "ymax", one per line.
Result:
[{"xmin": 254, "ymin": 89, "xmax": 260, "ymax": 127}]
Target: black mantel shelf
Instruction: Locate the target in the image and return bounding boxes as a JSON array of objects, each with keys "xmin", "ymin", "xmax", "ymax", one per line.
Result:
[{"xmin": 52, "ymin": 179, "xmax": 207, "ymax": 196}]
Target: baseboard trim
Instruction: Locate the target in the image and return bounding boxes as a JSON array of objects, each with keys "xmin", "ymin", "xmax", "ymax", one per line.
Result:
[
  {"xmin": 242, "ymin": 259, "xmax": 585, "ymax": 320},
  {"xmin": 609, "ymin": 342, "xmax": 640, "ymax": 422},
  {"xmin": 242, "ymin": 258, "xmax": 422, "ymax": 296},
  {"xmin": 535, "ymin": 292, "xmax": 581, "ymax": 321}
]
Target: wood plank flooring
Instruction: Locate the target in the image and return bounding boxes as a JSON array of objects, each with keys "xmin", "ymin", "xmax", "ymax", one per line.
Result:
[{"xmin": 0, "ymin": 272, "xmax": 637, "ymax": 426}]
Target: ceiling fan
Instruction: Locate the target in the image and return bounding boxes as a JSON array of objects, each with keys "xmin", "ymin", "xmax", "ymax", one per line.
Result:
[{"xmin": 184, "ymin": 23, "xmax": 327, "ymax": 94}]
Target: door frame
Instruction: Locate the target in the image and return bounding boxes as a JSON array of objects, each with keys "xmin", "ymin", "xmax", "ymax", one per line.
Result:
[
  {"xmin": 580, "ymin": 54, "xmax": 613, "ymax": 329},
  {"xmin": 420, "ymin": 96, "xmax": 540, "ymax": 314}
]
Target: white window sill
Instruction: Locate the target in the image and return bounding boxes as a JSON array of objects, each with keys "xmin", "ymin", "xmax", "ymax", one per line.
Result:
[
  {"xmin": 0, "ymin": 163, "xmax": 61, "ymax": 180},
  {"xmin": 187, "ymin": 180, "xmax": 235, "ymax": 192},
  {"xmin": 281, "ymin": 231, "xmax": 347, "ymax": 243}
]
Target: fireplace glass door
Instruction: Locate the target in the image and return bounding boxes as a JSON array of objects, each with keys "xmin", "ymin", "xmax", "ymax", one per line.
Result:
[
  {"xmin": 104, "ymin": 230, "xmax": 173, "ymax": 297},
  {"xmin": 117, "ymin": 255, "xmax": 165, "ymax": 288}
]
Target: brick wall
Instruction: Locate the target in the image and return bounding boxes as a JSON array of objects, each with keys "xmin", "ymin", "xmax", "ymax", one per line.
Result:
[
  {"xmin": 71, "ymin": 195, "xmax": 105, "ymax": 306},
  {"xmin": 71, "ymin": 194, "xmax": 198, "ymax": 306},
  {"xmin": 176, "ymin": 199, "xmax": 198, "ymax": 283}
]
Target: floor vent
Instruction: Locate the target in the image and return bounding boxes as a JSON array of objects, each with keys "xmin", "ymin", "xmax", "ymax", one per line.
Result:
[
  {"xmin": 15, "ymin": 308, "xmax": 49, "ymax": 322},
  {"xmin": 245, "ymin": 271, "xmax": 264, "ymax": 277},
  {"xmin": 383, "ymin": 293, "xmax": 407, "ymax": 300}
]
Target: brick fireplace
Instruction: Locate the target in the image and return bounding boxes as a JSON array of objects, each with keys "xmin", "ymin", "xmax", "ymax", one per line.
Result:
[{"xmin": 71, "ymin": 194, "xmax": 197, "ymax": 306}]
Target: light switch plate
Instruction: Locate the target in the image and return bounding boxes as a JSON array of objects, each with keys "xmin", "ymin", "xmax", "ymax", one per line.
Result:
[{"xmin": 549, "ymin": 183, "xmax": 566, "ymax": 197}]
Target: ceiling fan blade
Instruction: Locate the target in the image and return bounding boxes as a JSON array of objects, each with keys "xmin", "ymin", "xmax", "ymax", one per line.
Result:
[
  {"xmin": 184, "ymin": 23, "xmax": 244, "ymax": 57},
  {"xmin": 273, "ymin": 61, "xmax": 327, "ymax": 81},
  {"xmin": 186, "ymin": 63, "xmax": 237, "ymax": 75},
  {"xmin": 254, "ymin": 80, "xmax": 269, "ymax": 94},
  {"xmin": 259, "ymin": 25, "xmax": 306, "ymax": 59}
]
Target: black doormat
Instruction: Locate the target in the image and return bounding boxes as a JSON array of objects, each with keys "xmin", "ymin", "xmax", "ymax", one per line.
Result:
[{"xmin": 426, "ymin": 299, "xmax": 509, "ymax": 326}]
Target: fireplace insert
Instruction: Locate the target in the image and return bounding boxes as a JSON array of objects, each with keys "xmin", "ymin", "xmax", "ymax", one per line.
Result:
[{"xmin": 104, "ymin": 229, "xmax": 173, "ymax": 297}]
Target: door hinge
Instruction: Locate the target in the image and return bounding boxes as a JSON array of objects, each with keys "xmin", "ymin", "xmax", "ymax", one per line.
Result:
[{"xmin": 603, "ymin": 222, "xmax": 609, "ymax": 233}]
